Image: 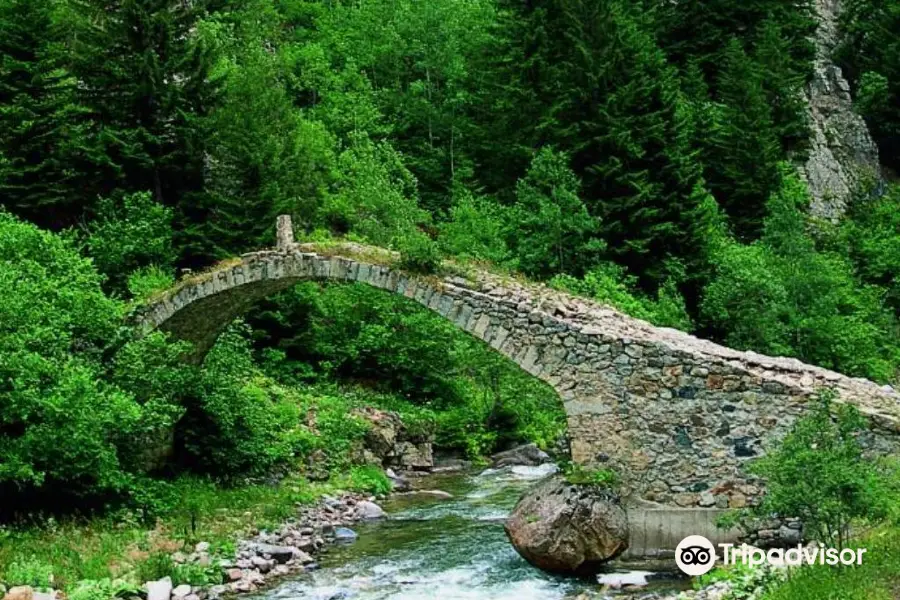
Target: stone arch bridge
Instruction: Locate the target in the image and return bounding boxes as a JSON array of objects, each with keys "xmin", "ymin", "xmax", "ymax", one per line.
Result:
[{"xmin": 137, "ymin": 217, "xmax": 900, "ymax": 510}]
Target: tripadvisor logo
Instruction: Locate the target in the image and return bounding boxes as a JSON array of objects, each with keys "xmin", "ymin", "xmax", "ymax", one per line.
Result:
[
  {"xmin": 675, "ymin": 535, "xmax": 869, "ymax": 576},
  {"xmin": 675, "ymin": 535, "xmax": 717, "ymax": 576}
]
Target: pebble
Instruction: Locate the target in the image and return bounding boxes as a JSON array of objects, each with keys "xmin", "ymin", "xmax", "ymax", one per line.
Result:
[
  {"xmin": 334, "ymin": 527, "xmax": 358, "ymax": 542},
  {"xmin": 171, "ymin": 584, "xmax": 192, "ymax": 599},
  {"xmin": 356, "ymin": 500, "xmax": 386, "ymax": 519},
  {"xmin": 146, "ymin": 577, "xmax": 173, "ymax": 600},
  {"xmin": 135, "ymin": 491, "xmax": 381, "ymax": 600}
]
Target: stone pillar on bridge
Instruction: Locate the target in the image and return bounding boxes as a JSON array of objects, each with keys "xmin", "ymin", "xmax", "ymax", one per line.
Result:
[{"xmin": 276, "ymin": 214, "xmax": 295, "ymax": 250}]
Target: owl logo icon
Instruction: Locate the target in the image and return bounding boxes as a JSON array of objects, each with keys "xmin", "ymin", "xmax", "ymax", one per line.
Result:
[{"xmin": 675, "ymin": 535, "xmax": 717, "ymax": 576}]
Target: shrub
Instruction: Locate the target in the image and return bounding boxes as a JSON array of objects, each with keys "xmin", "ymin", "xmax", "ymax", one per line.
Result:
[
  {"xmin": 3, "ymin": 557, "xmax": 54, "ymax": 589},
  {"xmin": 701, "ymin": 171, "xmax": 900, "ymax": 382},
  {"xmin": 180, "ymin": 324, "xmax": 305, "ymax": 478},
  {"xmin": 68, "ymin": 579, "xmax": 138, "ymax": 600},
  {"xmin": 551, "ymin": 264, "xmax": 693, "ymax": 331},
  {"xmin": 345, "ymin": 466, "xmax": 392, "ymax": 496},
  {"xmin": 747, "ymin": 392, "xmax": 893, "ymax": 548},
  {"xmin": 397, "ymin": 230, "xmax": 442, "ymax": 274},
  {"xmin": 439, "ymin": 189, "xmax": 511, "ymax": 264},
  {"xmin": 85, "ymin": 192, "xmax": 176, "ymax": 289},
  {"xmin": 322, "ymin": 134, "xmax": 427, "ymax": 245},
  {"xmin": 127, "ymin": 266, "xmax": 175, "ymax": 301},
  {"xmin": 0, "ymin": 212, "xmax": 183, "ymax": 509},
  {"xmin": 564, "ymin": 464, "xmax": 620, "ymax": 488}
]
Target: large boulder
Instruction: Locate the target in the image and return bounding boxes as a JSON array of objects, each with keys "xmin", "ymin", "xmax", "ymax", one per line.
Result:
[
  {"xmin": 504, "ymin": 476, "xmax": 629, "ymax": 575},
  {"xmin": 491, "ymin": 443, "xmax": 551, "ymax": 468}
]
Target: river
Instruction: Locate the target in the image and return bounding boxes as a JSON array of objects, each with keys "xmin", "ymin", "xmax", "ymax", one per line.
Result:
[{"xmin": 256, "ymin": 465, "xmax": 689, "ymax": 600}]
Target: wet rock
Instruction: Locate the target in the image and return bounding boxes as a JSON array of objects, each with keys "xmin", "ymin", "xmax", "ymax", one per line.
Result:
[
  {"xmin": 146, "ymin": 577, "xmax": 173, "ymax": 600},
  {"xmin": 230, "ymin": 581, "xmax": 254, "ymax": 594},
  {"xmin": 334, "ymin": 527, "xmax": 358, "ymax": 542},
  {"xmin": 253, "ymin": 543, "xmax": 296, "ymax": 564},
  {"xmin": 396, "ymin": 489, "xmax": 453, "ymax": 500},
  {"xmin": 206, "ymin": 586, "xmax": 228, "ymax": 600},
  {"xmin": 504, "ymin": 476, "xmax": 628, "ymax": 575},
  {"xmin": 385, "ymin": 468, "xmax": 411, "ymax": 492},
  {"xmin": 491, "ymin": 443, "xmax": 551, "ymax": 468},
  {"xmin": 250, "ymin": 556, "xmax": 274, "ymax": 573},
  {"xmin": 432, "ymin": 457, "xmax": 471, "ymax": 473},
  {"xmin": 356, "ymin": 500, "xmax": 386, "ymax": 520}
]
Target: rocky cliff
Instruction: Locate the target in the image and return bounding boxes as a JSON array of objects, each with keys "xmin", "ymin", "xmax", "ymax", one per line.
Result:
[{"xmin": 798, "ymin": 0, "xmax": 881, "ymax": 219}]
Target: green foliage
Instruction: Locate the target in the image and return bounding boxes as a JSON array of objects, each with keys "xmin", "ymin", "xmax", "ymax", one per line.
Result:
[
  {"xmin": 3, "ymin": 556, "xmax": 54, "ymax": 589},
  {"xmin": 127, "ymin": 266, "xmax": 176, "ymax": 302},
  {"xmin": 181, "ymin": 325, "xmax": 305, "ymax": 478},
  {"xmin": 838, "ymin": 0, "xmax": 900, "ymax": 169},
  {"xmin": 344, "ymin": 466, "xmax": 392, "ymax": 496},
  {"xmin": 189, "ymin": 31, "xmax": 338, "ymax": 259},
  {"xmin": 298, "ymin": 392, "xmax": 370, "ymax": 470},
  {"xmin": 397, "ymin": 230, "xmax": 442, "ymax": 274},
  {"xmin": 321, "ymin": 134, "xmax": 426, "ymax": 246},
  {"xmin": 85, "ymin": 192, "xmax": 176, "ymax": 289},
  {"xmin": 0, "ymin": 0, "xmax": 105, "ymax": 228},
  {"xmin": 761, "ymin": 526, "xmax": 900, "ymax": 600},
  {"xmin": 170, "ymin": 564, "xmax": 222, "ymax": 587},
  {"xmin": 249, "ymin": 283, "xmax": 464, "ymax": 401},
  {"xmin": 696, "ymin": 561, "xmax": 787, "ymax": 599},
  {"xmin": 68, "ymin": 579, "xmax": 139, "ymax": 600},
  {"xmin": 0, "ymin": 213, "xmax": 183, "ymax": 509},
  {"xmin": 705, "ymin": 38, "xmax": 782, "ymax": 239},
  {"xmin": 508, "ymin": 147, "xmax": 602, "ymax": 278},
  {"xmin": 701, "ymin": 168, "xmax": 900, "ymax": 382},
  {"xmin": 438, "ymin": 189, "xmax": 511, "ymax": 264},
  {"xmin": 748, "ymin": 392, "xmax": 893, "ymax": 548},
  {"xmin": 551, "ymin": 264, "xmax": 693, "ymax": 331},
  {"xmin": 563, "ymin": 464, "xmax": 620, "ymax": 488},
  {"xmin": 841, "ymin": 184, "xmax": 900, "ymax": 314}
]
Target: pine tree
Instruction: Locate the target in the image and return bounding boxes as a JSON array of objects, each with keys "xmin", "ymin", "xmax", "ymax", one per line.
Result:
[
  {"xmin": 520, "ymin": 0, "xmax": 712, "ymax": 288},
  {"xmin": 706, "ymin": 38, "xmax": 783, "ymax": 240},
  {"xmin": 658, "ymin": 0, "xmax": 815, "ymax": 88},
  {"xmin": 58, "ymin": 0, "xmax": 220, "ymax": 209},
  {"xmin": 0, "ymin": 0, "xmax": 104, "ymax": 227}
]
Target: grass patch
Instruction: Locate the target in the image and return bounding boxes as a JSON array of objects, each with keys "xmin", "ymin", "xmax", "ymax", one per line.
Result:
[
  {"xmin": 143, "ymin": 257, "xmax": 242, "ymax": 304},
  {"xmin": 0, "ymin": 474, "xmax": 354, "ymax": 593},
  {"xmin": 761, "ymin": 526, "xmax": 900, "ymax": 600},
  {"xmin": 563, "ymin": 464, "xmax": 620, "ymax": 488}
]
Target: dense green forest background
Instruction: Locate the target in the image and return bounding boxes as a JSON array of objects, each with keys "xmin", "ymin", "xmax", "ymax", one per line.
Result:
[{"xmin": 1, "ymin": 0, "xmax": 899, "ymax": 516}]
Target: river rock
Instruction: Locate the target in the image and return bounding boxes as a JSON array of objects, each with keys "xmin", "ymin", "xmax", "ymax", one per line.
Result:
[
  {"xmin": 504, "ymin": 476, "xmax": 629, "ymax": 575},
  {"xmin": 3, "ymin": 587, "xmax": 34, "ymax": 600},
  {"xmin": 250, "ymin": 555, "xmax": 274, "ymax": 573},
  {"xmin": 146, "ymin": 577, "xmax": 173, "ymax": 600},
  {"xmin": 396, "ymin": 489, "xmax": 453, "ymax": 499},
  {"xmin": 334, "ymin": 527, "xmax": 358, "ymax": 542},
  {"xmin": 386, "ymin": 468, "xmax": 411, "ymax": 492},
  {"xmin": 491, "ymin": 443, "xmax": 551, "ymax": 468},
  {"xmin": 171, "ymin": 584, "xmax": 191, "ymax": 599},
  {"xmin": 356, "ymin": 500, "xmax": 386, "ymax": 519},
  {"xmin": 253, "ymin": 543, "xmax": 296, "ymax": 564},
  {"xmin": 396, "ymin": 441, "xmax": 433, "ymax": 470}
]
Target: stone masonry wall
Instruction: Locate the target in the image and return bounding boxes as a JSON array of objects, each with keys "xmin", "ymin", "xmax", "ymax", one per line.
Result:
[{"xmin": 136, "ymin": 225, "xmax": 900, "ymax": 510}]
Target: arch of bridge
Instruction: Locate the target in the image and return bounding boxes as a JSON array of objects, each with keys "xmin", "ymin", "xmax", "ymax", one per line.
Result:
[{"xmin": 137, "ymin": 218, "xmax": 900, "ymax": 509}]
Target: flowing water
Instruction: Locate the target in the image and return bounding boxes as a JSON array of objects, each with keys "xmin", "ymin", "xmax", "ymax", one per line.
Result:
[{"xmin": 259, "ymin": 465, "xmax": 688, "ymax": 600}]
